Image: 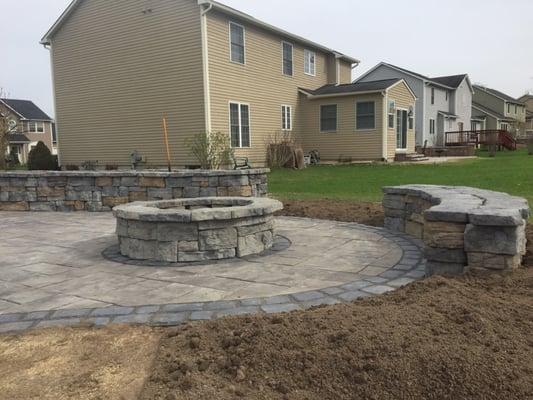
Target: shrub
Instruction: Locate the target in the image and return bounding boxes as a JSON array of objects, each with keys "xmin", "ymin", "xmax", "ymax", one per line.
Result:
[
  {"xmin": 105, "ymin": 163, "xmax": 119, "ymax": 170},
  {"xmin": 186, "ymin": 131, "xmax": 234, "ymax": 170},
  {"xmin": 265, "ymin": 130, "xmax": 298, "ymax": 168},
  {"xmin": 65, "ymin": 164, "xmax": 80, "ymax": 171},
  {"xmin": 27, "ymin": 141, "xmax": 57, "ymax": 170}
]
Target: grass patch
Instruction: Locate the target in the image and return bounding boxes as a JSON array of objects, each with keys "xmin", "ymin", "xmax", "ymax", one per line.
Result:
[{"xmin": 269, "ymin": 149, "xmax": 533, "ymax": 205}]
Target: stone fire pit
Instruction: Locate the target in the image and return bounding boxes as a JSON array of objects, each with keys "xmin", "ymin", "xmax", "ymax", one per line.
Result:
[{"xmin": 113, "ymin": 197, "xmax": 283, "ymax": 263}]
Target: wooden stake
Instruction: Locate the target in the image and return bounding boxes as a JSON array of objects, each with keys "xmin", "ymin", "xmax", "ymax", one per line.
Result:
[{"xmin": 162, "ymin": 116, "xmax": 172, "ymax": 172}]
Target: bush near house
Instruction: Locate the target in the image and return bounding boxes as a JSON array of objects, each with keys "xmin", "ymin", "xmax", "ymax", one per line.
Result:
[{"xmin": 27, "ymin": 141, "xmax": 58, "ymax": 171}]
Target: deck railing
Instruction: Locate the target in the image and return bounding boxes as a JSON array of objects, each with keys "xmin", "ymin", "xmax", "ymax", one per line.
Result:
[{"xmin": 445, "ymin": 130, "xmax": 516, "ymax": 150}]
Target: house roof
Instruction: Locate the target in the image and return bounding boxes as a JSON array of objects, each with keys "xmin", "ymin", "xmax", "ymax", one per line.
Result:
[
  {"xmin": 0, "ymin": 99, "xmax": 53, "ymax": 121},
  {"xmin": 526, "ymin": 110, "xmax": 533, "ymax": 120},
  {"xmin": 41, "ymin": 0, "xmax": 360, "ymax": 65},
  {"xmin": 438, "ymin": 111, "xmax": 458, "ymax": 118},
  {"xmin": 431, "ymin": 74, "xmax": 468, "ymax": 89},
  {"xmin": 473, "ymin": 85, "xmax": 524, "ymax": 105},
  {"xmin": 472, "ymin": 101, "xmax": 512, "ymax": 121},
  {"xmin": 8, "ymin": 134, "xmax": 31, "ymax": 144},
  {"xmin": 517, "ymin": 94, "xmax": 533, "ymax": 102},
  {"xmin": 355, "ymin": 62, "xmax": 472, "ymax": 91},
  {"xmin": 299, "ymin": 78, "xmax": 410, "ymax": 98}
]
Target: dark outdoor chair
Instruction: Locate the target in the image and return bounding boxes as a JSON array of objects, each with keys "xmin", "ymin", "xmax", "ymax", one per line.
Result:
[{"xmin": 233, "ymin": 156, "xmax": 251, "ymax": 170}]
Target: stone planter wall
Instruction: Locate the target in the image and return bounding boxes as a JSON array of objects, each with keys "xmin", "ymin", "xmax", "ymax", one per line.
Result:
[
  {"xmin": 0, "ymin": 169, "xmax": 269, "ymax": 212},
  {"xmin": 113, "ymin": 198, "xmax": 283, "ymax": 262},
  {"xmin": 383, "ymin": 185, "xmax": 529, "ymax": 275}
]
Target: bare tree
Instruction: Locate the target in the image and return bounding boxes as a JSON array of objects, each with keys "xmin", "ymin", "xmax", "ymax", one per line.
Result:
[{"xmin": 0, "ymin": 88, "xmax": 16, "ymax": 170}]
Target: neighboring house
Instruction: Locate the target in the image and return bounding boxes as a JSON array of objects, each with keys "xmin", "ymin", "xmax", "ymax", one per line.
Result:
[
  {"xmin": 472, "ymin": 86, "xmax": 527, "ymax": 136},
  {"xmin": 42, "ymin": 0, "xmax": 387, "ymax": 167},
  {"xmin": 0, "ymin": 98, "xmax": 56, "ymax": 164},
  {"xmin": 355, "ymin": 62, "xmax": 473, "ymax": 148},
  {"xmin": 517, "ymin": 94, "xmax": 533, "ymax": 136}
]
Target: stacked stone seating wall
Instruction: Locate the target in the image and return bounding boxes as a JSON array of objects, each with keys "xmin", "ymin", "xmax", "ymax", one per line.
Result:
[
  {"xmin": 0, "ymin": 170, "xmax": 269, "ymax": 212},
  {"xmin": 383, "ymin": 185, "xmax": 529, "ymax": 275}
]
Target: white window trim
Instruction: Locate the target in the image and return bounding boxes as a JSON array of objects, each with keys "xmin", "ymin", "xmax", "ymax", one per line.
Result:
[
  {"xmin": 229, "ymin": 21, "xmax": 246, "ymax": 65},
  {"xmin": 429, "ymin": 118, "xmax": 436, "ymax": 134},
  {"xmin": 281, "ymin": 41, "xmax": 294, "ymax": 77},
  {"xmin": 304, "ymin": 49, "xmax": 316, "ymax": 76},
  {"xmin": 355, "ymin": 101, "xmax": 376, "ymax": 131},
  {"xmin": 229, "ymin": 101, "xmax": 251, "ymax": 148},
  {"xmin": 319, "ymin": 104, "xmax": 338, "ymax": 133},
  {"xmin": 281, "ymin": 105, "xmax": 292, "ymax": 131}
]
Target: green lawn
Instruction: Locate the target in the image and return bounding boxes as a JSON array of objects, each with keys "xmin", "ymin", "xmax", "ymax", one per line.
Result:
[{"xmin": 269, "ymin": 149, "xmax": 533, "ymax": 205}]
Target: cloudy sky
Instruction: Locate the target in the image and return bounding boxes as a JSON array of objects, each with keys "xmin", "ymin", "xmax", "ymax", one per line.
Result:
[{"xmin": 1, "ymin": 0, "xmax": 532, "ymax": 117}]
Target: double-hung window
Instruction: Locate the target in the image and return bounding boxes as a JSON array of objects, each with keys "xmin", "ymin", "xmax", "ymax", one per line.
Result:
[
  {"xmin": 281, "ymin": 105, "xmax": 292, "ymax": 131},
  {"xmin": 282, "ymin": 42, "xmax": 293, "ymax": 76},
  {"xmin": 429, "ymin": 119, "xmax": 436, "ymax": 134},
  {"xmin": 320, "ymin": 105, "xmax": 337, "ymax": 132},
  {"xmin": 229, "ymin": 102, "xmax": 250, "ymax": 148},
  {"xmin": 230, "ymin": 22, "xmax": 245, "ymax": 64},
  {"xmin": 388, "ymin": 100, "xmax": 395, "ymax": 128},
  {"xmin": 304, "ymin": 50, "xmax": 316, "ymax": 76},
  {"xmin": 431, "ymin": 88, "xmax": 435, "ymax": 105},
  {"xmin": 356, "ymin": 101, "xmax": 375, "ymax": 130},
  {"xmin": 28, "ymin": 121, "xmax": 44, "ymax": 133}
]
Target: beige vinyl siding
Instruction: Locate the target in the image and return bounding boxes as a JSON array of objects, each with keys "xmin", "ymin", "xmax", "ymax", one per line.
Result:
[
  {"xmin": 386, "ymin": 81, "xmax": 416, "ymax": 159},
  {"xmin": 50, "ymin": 0, "xmax": 205, "ymax": 167},
  {"xmin": 206, "ymin": 10, "xmax": 336, "ymax": 166},
  {"xmin": 301, "ymin": 93, "xmax": 384, "ymax": 161},
  {"xmin": 339, "ymin": 60, "xmax": 353, "ymax": 84}
]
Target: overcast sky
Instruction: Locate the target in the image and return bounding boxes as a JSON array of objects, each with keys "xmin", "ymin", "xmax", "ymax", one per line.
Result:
[{"xmin": 1, "ymin": 0, "xmax": 532, "ymax": 117}]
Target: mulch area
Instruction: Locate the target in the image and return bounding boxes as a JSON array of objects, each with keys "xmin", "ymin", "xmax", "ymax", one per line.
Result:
[{"xmin": 1, "ymin": 199, "xmax": 532, "ymax": 400}]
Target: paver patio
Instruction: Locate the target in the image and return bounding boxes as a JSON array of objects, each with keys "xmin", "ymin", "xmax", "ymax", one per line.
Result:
[{"xmin": 0, "ymin": 212, "xmax": 425, "ymax": 332}]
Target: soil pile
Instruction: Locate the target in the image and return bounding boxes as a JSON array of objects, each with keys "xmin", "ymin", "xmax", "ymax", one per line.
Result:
[
  {"xmin": 140, "ymin": 270, "xmax": 533, "ymax": 400},
  {"xmin": 276, "ymin": 199, "xmax": 384, "ymax": 227}
]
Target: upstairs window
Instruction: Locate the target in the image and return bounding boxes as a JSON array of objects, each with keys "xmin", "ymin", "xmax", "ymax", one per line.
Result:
[
  {"xmin": 229, "ymin": 102, "xmax": 250, "ymax": 148},
  {"xmin": 28, "ymin": 121, "xmax": 44, "ymax": 133},
  {"xmin": 282, "ymin": 42, "xmax": 293, "ymax": 76},
  {"xmin": 304, "ymin": 50, "xmax": 316, "ymax": 76},
  {"xmin": 230, "ymin": 22, "xmax": 245, "ymax": 64},
  {"xmin": 507, "ymin": 103, "xmax": 511, "ymax": 113},
  {"xmin": 320, "ymin": 104, "xmax": 337, "ymax": 132},
  {"xmin": 281, "ymin": 105, "xmax": 292, "ymax": 131},
  {"xmin": 356, "ymin": 101, "xmax": 375, "ymax": 130},
  {"xmin": 431, "ymin": 88, "xmax": 435, "ymax": 105}
]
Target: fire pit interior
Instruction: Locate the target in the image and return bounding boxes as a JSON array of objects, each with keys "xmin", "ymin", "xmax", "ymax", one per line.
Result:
[{"xmin": 113, "ymin": 197, "xmax": 283, "ymax": 262}]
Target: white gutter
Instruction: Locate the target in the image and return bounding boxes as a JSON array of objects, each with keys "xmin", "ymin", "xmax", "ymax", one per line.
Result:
[{"xmin": 200, "ymin": 1, "xmax": 213, "ymax": 133}]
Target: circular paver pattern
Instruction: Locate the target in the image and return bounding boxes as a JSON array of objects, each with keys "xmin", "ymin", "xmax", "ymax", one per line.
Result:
[{"xmin": 0, "ymin": 212, "xmax": 425, "ymax": 333}]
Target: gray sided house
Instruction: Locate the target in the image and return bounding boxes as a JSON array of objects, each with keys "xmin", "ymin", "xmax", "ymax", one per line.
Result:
[
  {"xmin": 472, "ymin": 86, "xmax": 527, "ymax": 136},
  {"xmin": 355, "ymin": 62, "xmax": 473, "ymax": 148}
]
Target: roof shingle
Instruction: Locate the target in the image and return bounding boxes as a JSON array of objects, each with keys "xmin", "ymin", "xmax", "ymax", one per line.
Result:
[
  {"xmin": 301, "ymin": 78, "xmax": 402, "ymax": 96},
  {"xmin": 0, "ymin": 99, "xmax": 52, "ymax": 121}
]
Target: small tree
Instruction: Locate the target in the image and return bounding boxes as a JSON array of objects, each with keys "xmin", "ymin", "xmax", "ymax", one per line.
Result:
[
  {"xmin": 0, "ymin": 90, "xmax": 13, "ymax": 170},
  {"xmin": 27, "ymin": 141, "xmax": 57, "ymax": 170},
  {"xmin": 186, "ymin": 131, "xmax": 234, "ymax": 170}
]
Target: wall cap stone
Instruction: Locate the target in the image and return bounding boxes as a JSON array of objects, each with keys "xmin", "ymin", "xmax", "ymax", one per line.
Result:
[
  {"xmin": 0, "ymin": 169, "xmax": 270, "ymax": 178},
  {"xmin": 383, "ymin": 185, "xmax": 530, "ymax": 225}
]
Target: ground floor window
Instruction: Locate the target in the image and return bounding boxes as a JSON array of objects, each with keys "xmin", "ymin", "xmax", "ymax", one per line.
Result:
[
  {"xmin": 500, "ymin": 122, "xmax": 509, "ymax": 131},
  {"xmin": 429, "ymin": 119, "xmax": 435, "ymax": 134},
  {"xmin": 356, "ymin": 101, "xmax": 375, "ymax": 130},
  {"xmin": 320, "ymin": 104, "xmax": 337, "ymax": 132},
  {"xmin": 388, "ymin": 100, "xmax": 395, "ymax": 128},
  {"xmin": 229, "ymin": 102, "xmax": 250, "ymax": 148},
  {"xmin": 281, "ymin": 105, "xmax": 292, "ymax": 131}
]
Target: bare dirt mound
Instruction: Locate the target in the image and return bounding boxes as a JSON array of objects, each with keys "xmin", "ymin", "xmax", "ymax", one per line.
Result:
[
  {"xmin": 140, "ymin": 269, "xmax": 533, "ymax": 400},
  {"xmin": 275, "ymin": 199, "xmax": 384, "ymax": 227}
]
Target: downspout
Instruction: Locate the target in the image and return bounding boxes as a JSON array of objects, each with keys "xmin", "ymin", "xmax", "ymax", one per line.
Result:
[
  {"xmin": 200, "ymin": 2, "xmax": 213, "ymax": 134},
  {"xmin": 382, "ymin": 90, "xmax": 388, "ymax": 161}
]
